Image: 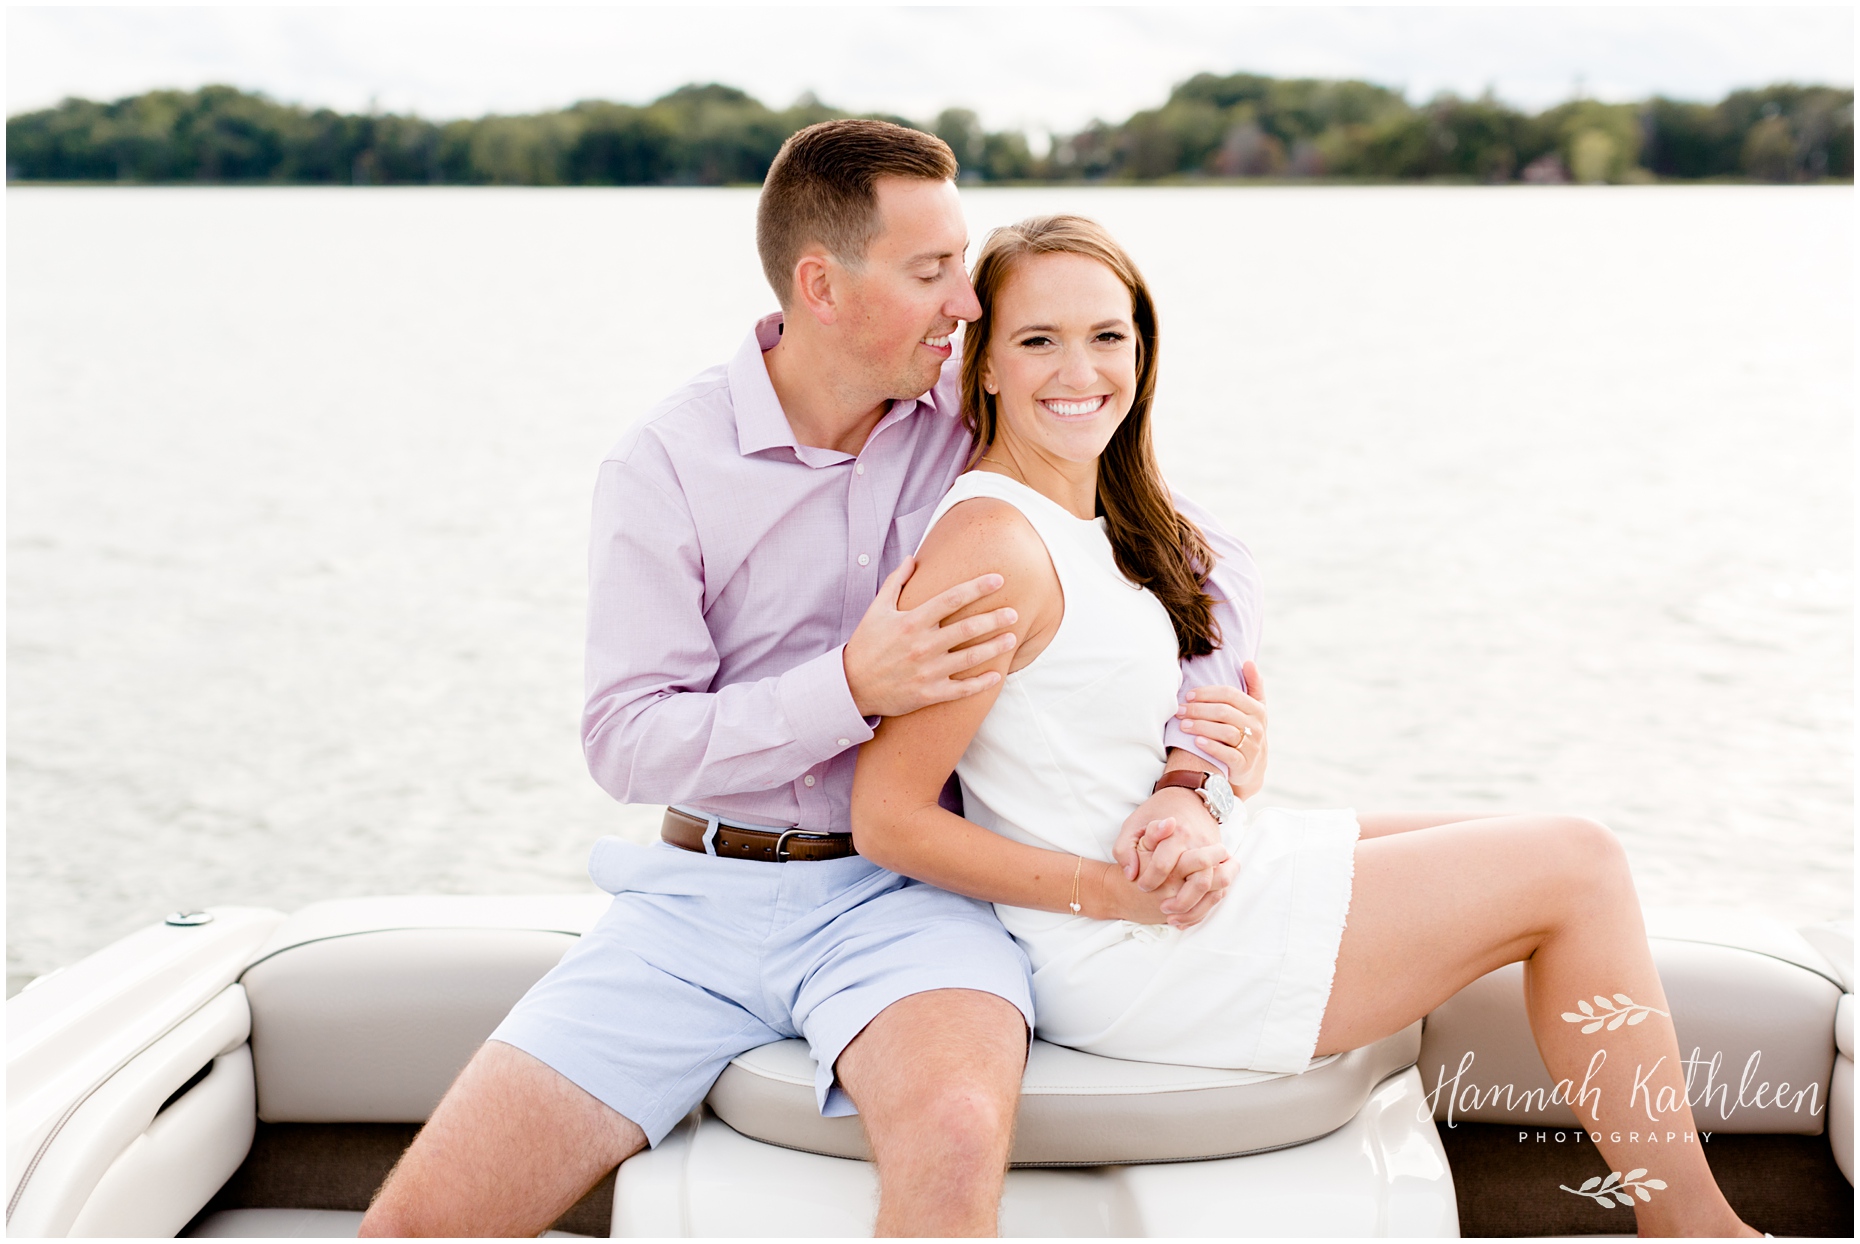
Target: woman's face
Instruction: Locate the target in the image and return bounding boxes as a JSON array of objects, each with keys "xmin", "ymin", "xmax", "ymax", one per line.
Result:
[{"xmin": 981, "ymin": 251, "xmax": 1139, "ymax": 469}]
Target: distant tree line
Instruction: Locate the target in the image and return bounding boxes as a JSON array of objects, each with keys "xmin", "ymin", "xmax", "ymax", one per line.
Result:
[{"xmin": 7, "ymin": 74, "xmax": 1852, "ymax": 186}]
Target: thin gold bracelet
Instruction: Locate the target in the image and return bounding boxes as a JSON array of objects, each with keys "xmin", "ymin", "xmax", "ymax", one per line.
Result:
[{"xmin": 1069, "ymin": 854, "xmax": 1084, "ymax": 914}]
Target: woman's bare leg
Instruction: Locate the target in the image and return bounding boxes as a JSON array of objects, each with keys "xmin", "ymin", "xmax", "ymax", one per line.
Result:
[
  {"xmin": 1355, "ymin": 811, "xmax": 1496, "ymax": 839},
  {"xmin": 1314, "ymin": 815, "xmax": 1755, "ymax": 1238}
]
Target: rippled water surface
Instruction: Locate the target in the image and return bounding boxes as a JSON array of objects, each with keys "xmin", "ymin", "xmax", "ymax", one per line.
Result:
[{"xmin": 7, "ymin": 186, "xmax": 1852, "ymax": 990}]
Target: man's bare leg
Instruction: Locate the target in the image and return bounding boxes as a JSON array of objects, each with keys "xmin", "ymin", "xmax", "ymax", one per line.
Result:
[
  {"xmin": 1315, "ymin": 815, "xmax": 1757, "ymax": 1237},
  {"xmin": 834, "ymin": 988, "xmax": 1028, "ymax": 1237},
  {"xmin": 359, "ymin": 1040, "xmax": 646, "ymax": 1238}
]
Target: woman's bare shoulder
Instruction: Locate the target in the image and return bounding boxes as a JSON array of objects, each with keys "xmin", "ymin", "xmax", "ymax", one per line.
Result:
[{"xmin": 901, "ymin": 496, "xmax": 1059, "ymax": 617}]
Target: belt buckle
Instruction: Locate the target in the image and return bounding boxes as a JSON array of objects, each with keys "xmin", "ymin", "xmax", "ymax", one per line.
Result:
[
  {"xmin": 699, "ymin": 814, "xmax": 722, "ymax": 856},
  {"xmin": 774, "ymin": 829, "xmax": 833, "ymax": 861}
]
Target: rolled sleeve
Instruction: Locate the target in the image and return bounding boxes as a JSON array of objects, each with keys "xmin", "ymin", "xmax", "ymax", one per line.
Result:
[{"xmin": 777, "ymin": 645, "xmax": 877, "ymax": 759}]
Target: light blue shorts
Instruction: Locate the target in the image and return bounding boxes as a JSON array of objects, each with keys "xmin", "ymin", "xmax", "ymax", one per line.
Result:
[{"xmin": 490, "ymin": 837, "xmax": 1035, "ymax": 1146}]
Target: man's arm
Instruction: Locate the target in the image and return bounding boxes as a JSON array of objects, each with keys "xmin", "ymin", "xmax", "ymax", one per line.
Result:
[
  {"xmin": 581, "ymin": 458, "xmax": 856, "ymax": 805},
  {"xmin": 581, "ymin": 457, "xmax": 1015, "ymax": 806},
  {"xmin": 1162, "ymin": 489, "xmax": 1263, "ymax": 774}
]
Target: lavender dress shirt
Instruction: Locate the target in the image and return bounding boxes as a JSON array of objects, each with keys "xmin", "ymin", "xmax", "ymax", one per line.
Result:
[{"xmin": 582, "ymin": 313, "xmax": 1263, "ymax": 835}]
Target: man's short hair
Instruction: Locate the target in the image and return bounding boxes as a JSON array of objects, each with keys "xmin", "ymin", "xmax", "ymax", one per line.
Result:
[{"xmin": 757, "ymin": 119, "xmax": 959, "ymax": 306}]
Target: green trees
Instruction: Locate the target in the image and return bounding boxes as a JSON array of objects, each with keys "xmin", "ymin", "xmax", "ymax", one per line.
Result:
[{"xmin": 6, "ymin": 77, "xmax": 1852, "ymax": 185}]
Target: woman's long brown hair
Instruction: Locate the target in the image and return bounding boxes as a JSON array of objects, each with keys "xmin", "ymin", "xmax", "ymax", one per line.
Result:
[{"xmin": 960, "ymin": 215, "xmax": 1220, "ymax": 659}]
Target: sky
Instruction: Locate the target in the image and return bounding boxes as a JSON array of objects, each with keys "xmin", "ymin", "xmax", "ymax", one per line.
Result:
[{"xmin": 6, "ymin": 4, "xmax": 1855, "ymax": 136}]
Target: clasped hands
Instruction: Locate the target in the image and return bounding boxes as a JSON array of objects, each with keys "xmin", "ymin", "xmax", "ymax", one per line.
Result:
[{"xmin": 1108, "ymin": 662, "xmax": 1267, "ymax": 930}]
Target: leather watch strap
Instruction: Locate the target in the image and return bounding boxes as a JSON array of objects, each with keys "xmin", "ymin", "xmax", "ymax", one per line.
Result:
[{"xmin": 1151, "ymin": 770, "xmax": 1209, "ymax": 795}]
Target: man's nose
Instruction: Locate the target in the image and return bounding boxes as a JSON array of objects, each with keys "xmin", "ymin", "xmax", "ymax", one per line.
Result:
[{"xmin": 948, "ymin": 275, "xmax": 982, "ymax": 323}]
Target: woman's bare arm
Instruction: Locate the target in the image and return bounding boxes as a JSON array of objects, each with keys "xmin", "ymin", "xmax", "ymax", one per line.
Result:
[{"xmin": 851, "ymin": 499, "xmax": 1221, "ymax": 922}]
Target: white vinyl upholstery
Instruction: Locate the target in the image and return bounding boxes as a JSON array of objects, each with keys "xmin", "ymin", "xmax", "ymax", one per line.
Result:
[
  {"xmin": 187, "ymin": 1208, "xmax": 365, "ymax": 1237},
  {"xmin": 241, "ymin": 896, "xmax": 606, "ymax": 1122},
  {"xmin": 1418, "ymin": 911, "xmax": 1844, "ymax": 1133},
  {"xmin": 707, "ymin": 1022, "xmax": 1423, "ymax": 1166}
]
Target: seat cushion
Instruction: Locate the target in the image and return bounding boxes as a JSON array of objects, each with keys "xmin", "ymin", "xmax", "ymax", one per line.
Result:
[
  {"xmin": 242, "ymin": 896, "xmax": 607, "ymax": 1123},
  {"xmin": 707, "ymin": 1021, "xmax": 1421, "ymax": 1167},
  {"xmin": 187, "ymin": 1208, "xmax": 366, "ymax": 1237}
]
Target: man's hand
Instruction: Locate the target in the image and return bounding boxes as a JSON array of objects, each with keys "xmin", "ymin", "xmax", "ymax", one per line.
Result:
[
  {"xmin": 844, "ymin": 557, "xmax": 1020, "ymax": 719},
  {"xmin": 1111, "ymin": 782, "xmax": 1238, "ymax": 929},
  {"xmin": 1175, "ymin": 661, "xmax": 1269, "ymax": 799},
  {"xmin": 1094, "ymin": 840, "xmax": 1233, "ymax": 929}
]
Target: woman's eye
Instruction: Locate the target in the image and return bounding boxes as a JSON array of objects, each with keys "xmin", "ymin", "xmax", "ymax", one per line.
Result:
[
  {"xmin": 1096, "ymin": 331, "xmax": 1127, "ymax": 344},
  {"xmin": 1019, "ymin": 335, "xmax": 1053, "ymax": 348}
]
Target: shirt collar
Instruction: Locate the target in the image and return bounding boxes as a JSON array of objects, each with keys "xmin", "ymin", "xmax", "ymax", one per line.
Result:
[
  {"xmin": 729, "ymin": 313, "xmax": 801, "ymax": 458},
  {"xmin": 728, "ymin": 312, "xmax": 945, "ymax": 464}
]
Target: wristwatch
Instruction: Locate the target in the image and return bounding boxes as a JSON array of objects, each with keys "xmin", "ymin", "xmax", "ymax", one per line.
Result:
[{"xmin": 1151, "ymin": 769, "xmax": 1237, "ymax": 825}]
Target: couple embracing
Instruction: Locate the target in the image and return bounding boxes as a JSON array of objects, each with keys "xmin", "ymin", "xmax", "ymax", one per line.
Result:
[{"xmin": 363, "ymin": 121, "xmax": 1757, "ymax": 1237}]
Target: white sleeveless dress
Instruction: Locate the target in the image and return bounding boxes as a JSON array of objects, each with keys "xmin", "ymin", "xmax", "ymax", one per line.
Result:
[{"xmin": 921, "ymin": 472, "xmax": 1360, "ymax": 1073}]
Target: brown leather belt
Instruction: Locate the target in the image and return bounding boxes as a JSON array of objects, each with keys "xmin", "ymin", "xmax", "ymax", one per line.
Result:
[{"xmin": 661, "ymin": 807, "xmax": 858, "ymax": 863}]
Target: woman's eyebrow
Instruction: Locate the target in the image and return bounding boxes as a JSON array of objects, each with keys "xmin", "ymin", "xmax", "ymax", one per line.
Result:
[{"xmin": 1011, "ymin": 318, "xmax": 1131, "ymax": 335}]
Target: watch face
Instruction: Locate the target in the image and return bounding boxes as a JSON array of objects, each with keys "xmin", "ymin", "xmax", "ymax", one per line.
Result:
[{"xmin": 1203, "ymin": 771, "xmax": 1237, "ymax": 822}]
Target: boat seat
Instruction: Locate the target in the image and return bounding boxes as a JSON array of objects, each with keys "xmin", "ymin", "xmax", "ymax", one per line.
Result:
[
  {"xmin": 240, "ymin": 895, "xmax": 609, "ymax": 1121},
  {"xmin": 238, "ymin": 895, "xmax": 1421, "ymax": 1165},
  {"xmin": 707, "ymin": 1023, "xmax": 1423, "ymax": 1167}
]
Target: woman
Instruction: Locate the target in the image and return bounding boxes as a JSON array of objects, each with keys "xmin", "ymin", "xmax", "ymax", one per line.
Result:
[{"xmin": 849, "ymin": 215, "xmax": 1759, "ymax": 1237}]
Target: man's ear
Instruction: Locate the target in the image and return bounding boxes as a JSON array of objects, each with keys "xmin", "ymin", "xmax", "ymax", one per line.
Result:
[{"xmin": 790, "ymin": 251, "xmax": 839, "ymax": 326}]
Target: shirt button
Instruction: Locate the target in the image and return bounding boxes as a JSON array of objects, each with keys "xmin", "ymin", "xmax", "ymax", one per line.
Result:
[
  {"xmin": 804, "ymin": 775, "xmax": 817, "ymax": 787},
  {"xmin": 837, "ymin": 738, "xmax": 850, "ymax": 747},
  {"xmin": 855, "ymin": 463, "xmax": 865, "ymax": 475},
  {"xmin": 857, "ymin": 554, "xmax": 870, "ymax": 566}
]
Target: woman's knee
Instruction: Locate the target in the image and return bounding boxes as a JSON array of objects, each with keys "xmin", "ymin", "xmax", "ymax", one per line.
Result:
[{"xmin": 1532, "ymin": 814, "xmax": 1633, "ymax": 900}]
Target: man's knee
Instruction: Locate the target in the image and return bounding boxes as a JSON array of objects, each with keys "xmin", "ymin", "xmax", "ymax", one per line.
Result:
[
  {"xmin": 845, "ymin": 990, "xmax": 1026, "ymax": 1169},
  {"xmin": 910, "ymin": 1071, "xmax": 1019, "ymax": 1161}
]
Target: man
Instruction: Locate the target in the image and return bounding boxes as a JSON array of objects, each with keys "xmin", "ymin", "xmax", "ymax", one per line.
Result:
[{"xmin": 362, "ymin": 119, "xmax": 1264, "ymax": 1238}]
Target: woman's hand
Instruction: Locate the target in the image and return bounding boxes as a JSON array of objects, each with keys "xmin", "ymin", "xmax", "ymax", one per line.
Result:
[
  {"xmin": 1092, "ymin": 842, "xmax": 1232, "ymax": 928},
  {"xmin": 1175, "ymin": 661, "xmax": 1268, "ymax": 799}
]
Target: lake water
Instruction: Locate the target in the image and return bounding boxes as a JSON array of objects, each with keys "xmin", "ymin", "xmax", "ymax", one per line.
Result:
[{"xmin": 7, "ymin": 185, "xmax": 1852, "ymax": 992}]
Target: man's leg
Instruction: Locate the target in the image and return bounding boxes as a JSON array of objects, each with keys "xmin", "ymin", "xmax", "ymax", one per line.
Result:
[
  {"xmin": 360, "ymin": 1041, "xmax": 645, "ymax": 1237},
  {"xmin": 833, "ymin": 988, "xmax": 1029, "ymax": 1238}
]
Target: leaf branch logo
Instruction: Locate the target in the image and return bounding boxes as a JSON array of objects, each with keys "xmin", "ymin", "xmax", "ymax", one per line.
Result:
[
  {"xmin": 1560, "ymin": 1168, "xmax": 1667, "ymax": 1208},
  {"xmin": 1562, "ymin": 994, "xmax": 1669, "ymax": 1034}
]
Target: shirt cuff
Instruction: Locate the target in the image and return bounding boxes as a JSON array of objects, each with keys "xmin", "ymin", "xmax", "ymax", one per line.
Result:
[
  {"xmin": 777, "ymin": 644, "xmax": 877, "ymax": 761},
  {"xmin": 1163, "ymin": 721, "xmax": 1230, "ymax": 779}
]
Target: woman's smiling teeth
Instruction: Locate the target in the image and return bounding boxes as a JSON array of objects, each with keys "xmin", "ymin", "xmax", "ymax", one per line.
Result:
[{"xmin": 1041, "ymin": 395, "xmax": 1108, "ymax": 417}]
